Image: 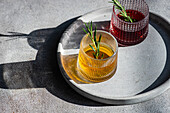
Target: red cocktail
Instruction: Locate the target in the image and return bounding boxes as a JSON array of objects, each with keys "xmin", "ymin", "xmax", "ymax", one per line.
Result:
[{"xmin": 110, "ymin": 0, "xmax": 149, "ymax": 46}]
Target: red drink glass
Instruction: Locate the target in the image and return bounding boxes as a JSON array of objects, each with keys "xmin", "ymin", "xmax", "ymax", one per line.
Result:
[{"xmin": 110, "ymin": 0, "xmax": 149, "ymax": 46}]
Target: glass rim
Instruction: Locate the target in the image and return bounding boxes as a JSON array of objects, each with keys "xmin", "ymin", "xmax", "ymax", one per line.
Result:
[
  {"xmin": 81, "ymin": 30, "xmax": 118, "ymax": 61},
  {"xmin": 113, "ymin": 0, "xmax": 149, "ymax": 25}
]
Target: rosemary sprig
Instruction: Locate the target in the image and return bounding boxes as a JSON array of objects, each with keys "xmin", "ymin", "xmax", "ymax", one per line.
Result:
[
  {"xmin": 109, "ymin": 0, "xmax": 133, "ymax": 23},
  {"xmin": 82, "ymin": 21, "xmax": 104, "ymax": 59}
]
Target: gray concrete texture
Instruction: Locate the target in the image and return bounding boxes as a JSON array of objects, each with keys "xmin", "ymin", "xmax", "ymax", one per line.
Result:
[{"xmin": 0, "ymin": 0, "xmax": 169, "ymax": 113}]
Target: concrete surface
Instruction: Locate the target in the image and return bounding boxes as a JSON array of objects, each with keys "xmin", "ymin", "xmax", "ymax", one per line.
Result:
[{"xmin": 0, "ymin": 0, "xmax": 169, "ymax": 113}]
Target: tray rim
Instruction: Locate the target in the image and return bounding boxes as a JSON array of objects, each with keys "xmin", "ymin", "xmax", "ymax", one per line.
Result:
[{"xmin": 57, "ymin": 6, "xmax": 170, "ymax": 104}]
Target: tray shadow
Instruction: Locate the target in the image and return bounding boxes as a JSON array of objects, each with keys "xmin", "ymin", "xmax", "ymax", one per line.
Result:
[{"xmin": 0, "ymin": 17, "xmax": 105, "ymax": 106}]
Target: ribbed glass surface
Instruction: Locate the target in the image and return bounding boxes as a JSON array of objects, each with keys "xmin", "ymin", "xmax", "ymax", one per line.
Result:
[
  {"xmin": 77, "ymin": 30, "xmax": 118, "ymax": 83},
  {"xmin": 110, "ymin": 0, "xmax": 149, "ymax": 46}
]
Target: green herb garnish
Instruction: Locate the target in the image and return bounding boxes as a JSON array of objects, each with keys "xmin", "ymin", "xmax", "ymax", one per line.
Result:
[
  {"xmin": 109, "ymin": 0, "xmax": 133, "ymax": 23},
  {"xmin": 82, "ymin": 21, "xmax": 104, "ymax": 59}
]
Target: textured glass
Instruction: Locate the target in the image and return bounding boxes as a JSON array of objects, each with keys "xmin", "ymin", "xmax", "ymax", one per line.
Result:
[
  {"xmin": 110, "ymin": 0, "xmax": 149, "ymax": 46},
  {"xmin": 77, "ymin": 30, "xmax": 118, "ymax": 83}
]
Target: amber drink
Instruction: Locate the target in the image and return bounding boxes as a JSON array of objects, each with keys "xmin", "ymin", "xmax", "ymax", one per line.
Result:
[{"xmin": 77, "ymin": 30, "xmax": 118, "ymax": 83}]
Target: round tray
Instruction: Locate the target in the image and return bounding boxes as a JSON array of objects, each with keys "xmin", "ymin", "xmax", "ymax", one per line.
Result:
[{"xmin": 57, "ymin": 7, "xmax": 170, "ymax": 105}]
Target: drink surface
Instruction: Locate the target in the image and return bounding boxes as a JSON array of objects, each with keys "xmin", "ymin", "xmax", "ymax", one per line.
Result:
[
  {"xmin": 118, "ymin": 10, "xmax": 145, "ymax": 22},
  {"xmin": 84, "ymin": 43, "xmax": 114, "ymax": 59}
]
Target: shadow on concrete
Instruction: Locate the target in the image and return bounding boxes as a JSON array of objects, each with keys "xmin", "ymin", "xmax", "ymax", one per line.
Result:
[{"xmin": 0, "ymin": 17, "xmax": 105, "ymax": 106}]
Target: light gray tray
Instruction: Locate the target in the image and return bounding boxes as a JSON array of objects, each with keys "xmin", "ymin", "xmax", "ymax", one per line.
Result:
[{"xmin": 57, "ymin": 7, "xmax": 170, "ymax": 105}]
